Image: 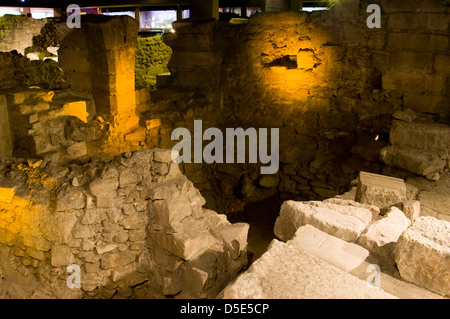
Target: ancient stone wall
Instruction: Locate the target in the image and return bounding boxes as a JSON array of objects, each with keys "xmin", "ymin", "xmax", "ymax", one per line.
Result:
[
  {"xmin": 0, "ymin": 15, "xmax": 48, "ymax": 55},
  {"xmin": 0, "ymin": 149, "xmax": 248, "ymax": 298},
  {"xmin": 0, "ymin": 52, "xmax": 67, "ymax": 90},
  {"xmin": 143, "ymin": 0, "xmax": 450, "ymax": 214}
]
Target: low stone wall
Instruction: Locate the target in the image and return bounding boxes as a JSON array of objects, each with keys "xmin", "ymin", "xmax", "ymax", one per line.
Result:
[{"xmin": 0, "ymin": 149, "xmax": 249, "ymax": 298}]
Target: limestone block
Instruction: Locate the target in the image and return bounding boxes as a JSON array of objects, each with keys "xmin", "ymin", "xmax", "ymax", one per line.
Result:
[
  {"xmin": 291, "ymin": 225, "xmax": 376, "ymax": 276},
  {"xmin": 402, "ymin": 200, "xmax": 421, "ymax": 221},
  {"xmin": 290, "ymin": 225, "xmax": 442, "ymax": 299},
  {"xmin": 153, "ymin": 148, "xmax": 173, "ymax": 163},
  {"xmin": 48, "ymin": 101, "xmax": 88, "ymax": 123},
  {"xmin": 380, "ymin": 145, "xmax": 446, "ymax": 178},
  {"xmin": 274, "ymin": 199, "xmax": 378, "ymax": 242},
  {"xmin": 220, "ymin": 239, "xmax": 395, "ymax": 299},
  {"xmin": 149, "ymin": 193, "xmax": 192, "ymax": 227},
  {"xmin": 89, "ymin": 166, "xmax": 119, "ymax": 197},
  {"xmin": 157, "ymin": 219, "xmax": 212, "ymax": 261},
  {"xmin": 81, "ymin": 209, "xmax": 107, "ymax": 225},
  {"xmin": 51, "ymin": 245, "xmax": 74, "ymax": 267},
  {"xmin": 56, "ymin": 185, "xmax": 86, "ymax": 211},
  {"xmin": 394, "ymin": 216, "xmax": 450, "ymax": 297},
  {"xmin": 357, "ymin": 207, "xmax": 411, "ymax": 268},
  {"xmin": 182, "ymin": 266, "xmax": 209, "ymax": 294},
  {"xmin": 219, "ymin": 223, "xmax": 249, "ymax": 259},
  {"xmin": 355, "ymin": 171, "xmax": 407, "ymax": 210},
  {"xmin": 389, "ymin": 120, "xmax": 450, "ymax": 154},
  {"xmin": 95, "ymin": 244, "xmax": 117, "ymax": 255},
  {"xmin": 119, "ymin": 214, "xmax": 146, "ymax": 230},
  {"xmin": 66, "ymin": 142, "xmax": 88, "ymax": 159},
  {"xmin": 101, "ymin": 251, "xmax": 136, "ymax": 270}
]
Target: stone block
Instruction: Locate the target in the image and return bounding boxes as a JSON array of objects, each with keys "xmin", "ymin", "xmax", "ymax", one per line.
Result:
[
  {"xmin": 357, "ymin": 207, "xmax": 411, "ymax": 269},
  {"xmin": 394, "ymin": 216, "xmax": 450, "ymax": 297},
  {"xmin": 56, "ymin": 185, "xmax": 86, "ymax": 211},
  {"xmin": 289, "ymin": 225, "xmax": 442, "ymax": 299},
  {"xmin": 380, "ymin": 145, "xmax": 446, "ymax": 178},
  {"xmin": 292, "ymin": 225, "xmax": 376, "ymax": 276},
  {"xmin": 390, "ymin": 120, "xmax": 450, "ymax": 153},
  {"xmin": 158, "ymin": 219, "xmax": 212, "ymax": 261},
  {"xmin": 219, "ymin": 223, "xmax": 249, "ymax": 259},
  {"xmin": 355, "ymin": 171, "xmax": 407, "ymax": 210},
  {"xmin": 51, "ymin": 245, "xmax": 74, "ymax": 267},
  {"xmin": 101, "ymin": 251, "xmax": 136, "ymax": 270},
  {"xmin": 274, "ymin": 198, "xmax": 378, "ymax": 243},
  {"xmin": 220, "ymin": 239, "xmax": 395, "ymax": 299},
  {"xmin": 66, "ymin": 142, "xmax": 88, "ymax": 159},
  {"xmin": 403, "ymin": 200, "xmax": 421, "ymax": 221}
]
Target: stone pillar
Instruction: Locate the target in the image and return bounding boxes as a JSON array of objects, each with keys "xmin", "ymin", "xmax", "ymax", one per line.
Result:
[
  {"xmin": 189, "ymin": 0, "xmax": 219, "ymax": 20},
  {"xmin": 59, "ymin": 15, "xmax": 139, "ymax": 133},
  {"xmin": 0, "ymin": 95, "xmax": 12, "ymax": 158}
]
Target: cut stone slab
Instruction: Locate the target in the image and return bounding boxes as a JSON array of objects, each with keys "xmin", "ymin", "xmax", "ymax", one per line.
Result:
[
  {"xmin": 380, "ymin": 145, "xmax": 446, "ymax": 178},
  {"xmin": 291, "ymin": 225, "xmax": 443, "ymax": 299},
  {"xmin": 220, "ymin": 239, "xmax": 395, "ymax": 299},
  {"xmin": 357, "ymin": 207, "xmax": 411, "ymax": 269},
  {"xmin": 355, "ymin": 171, "xmax": 407, "ymax": 210},
  {"xmin": 274, "ymin": 199, "xmax": 379, "ymax": 243},
  {"xmin": 292, "ymin": 225, "xmax": 377, "ymax": 276},
  {"xmin": 389, "ymin": 120, "xmax": 450, "ymax": 154},
  {"xmin": 394, "ymin": 216, "xmax": 450, "ymax": 297}
]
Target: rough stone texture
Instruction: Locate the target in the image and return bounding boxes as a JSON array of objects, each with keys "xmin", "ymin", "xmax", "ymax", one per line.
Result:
[
  {"xmin": 0, "ymin": 149, "xmax": 249, "ymax": 299},
  {"xmin": 356, "ymin": 171, "xmax": 407, "ymax": 210},
  {"xmin": 274, "ymin": 198, "xmax": 379, "ymax": 242},
  {"xmin": 220, "ymin": 239, "xmax": 395, "ymax": 299},
  {"xmin": 394, "ymin": 216, "xmax": 450, "ymax": 297},
  {"xmin": 0, "ymin": 15, "xmax": 48, "ymax": 55},
  {"xmin": 292, "ymin": 225, "xmax": 443, "ymax": 299},
  {"xmin": 357, "ymin": 207, "xmax": 411, "ymax": 269},
  {"xmin": 380, "ymin": 120, "xmax": 450, "ymax": 180},
  {"xmin": 417, "ymin": 191, "xmax": 450, "ymax": 222}
]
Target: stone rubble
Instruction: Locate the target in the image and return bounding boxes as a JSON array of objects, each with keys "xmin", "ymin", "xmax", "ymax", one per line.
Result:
[{"xmin": 0, "ymin": 149, "xmax": 249, "ymax": 299}]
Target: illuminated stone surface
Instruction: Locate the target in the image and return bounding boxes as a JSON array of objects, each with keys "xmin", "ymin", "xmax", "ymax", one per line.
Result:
[
  {"xmin": 274, "ymin": 198, "xmax": 379, "ymax": 242},
  {"xmin": 394, "ymin": 216, "xmax": 450, "ymax": 297}
]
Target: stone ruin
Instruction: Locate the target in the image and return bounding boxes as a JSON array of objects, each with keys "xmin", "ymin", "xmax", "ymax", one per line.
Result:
[
  {"xmin": 0, "ymin": 0, "xmax": 449, "ymax": 300},
  {"xmin": 0, "ymin": 149, "xmax": 248, "ymax": 298}
]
